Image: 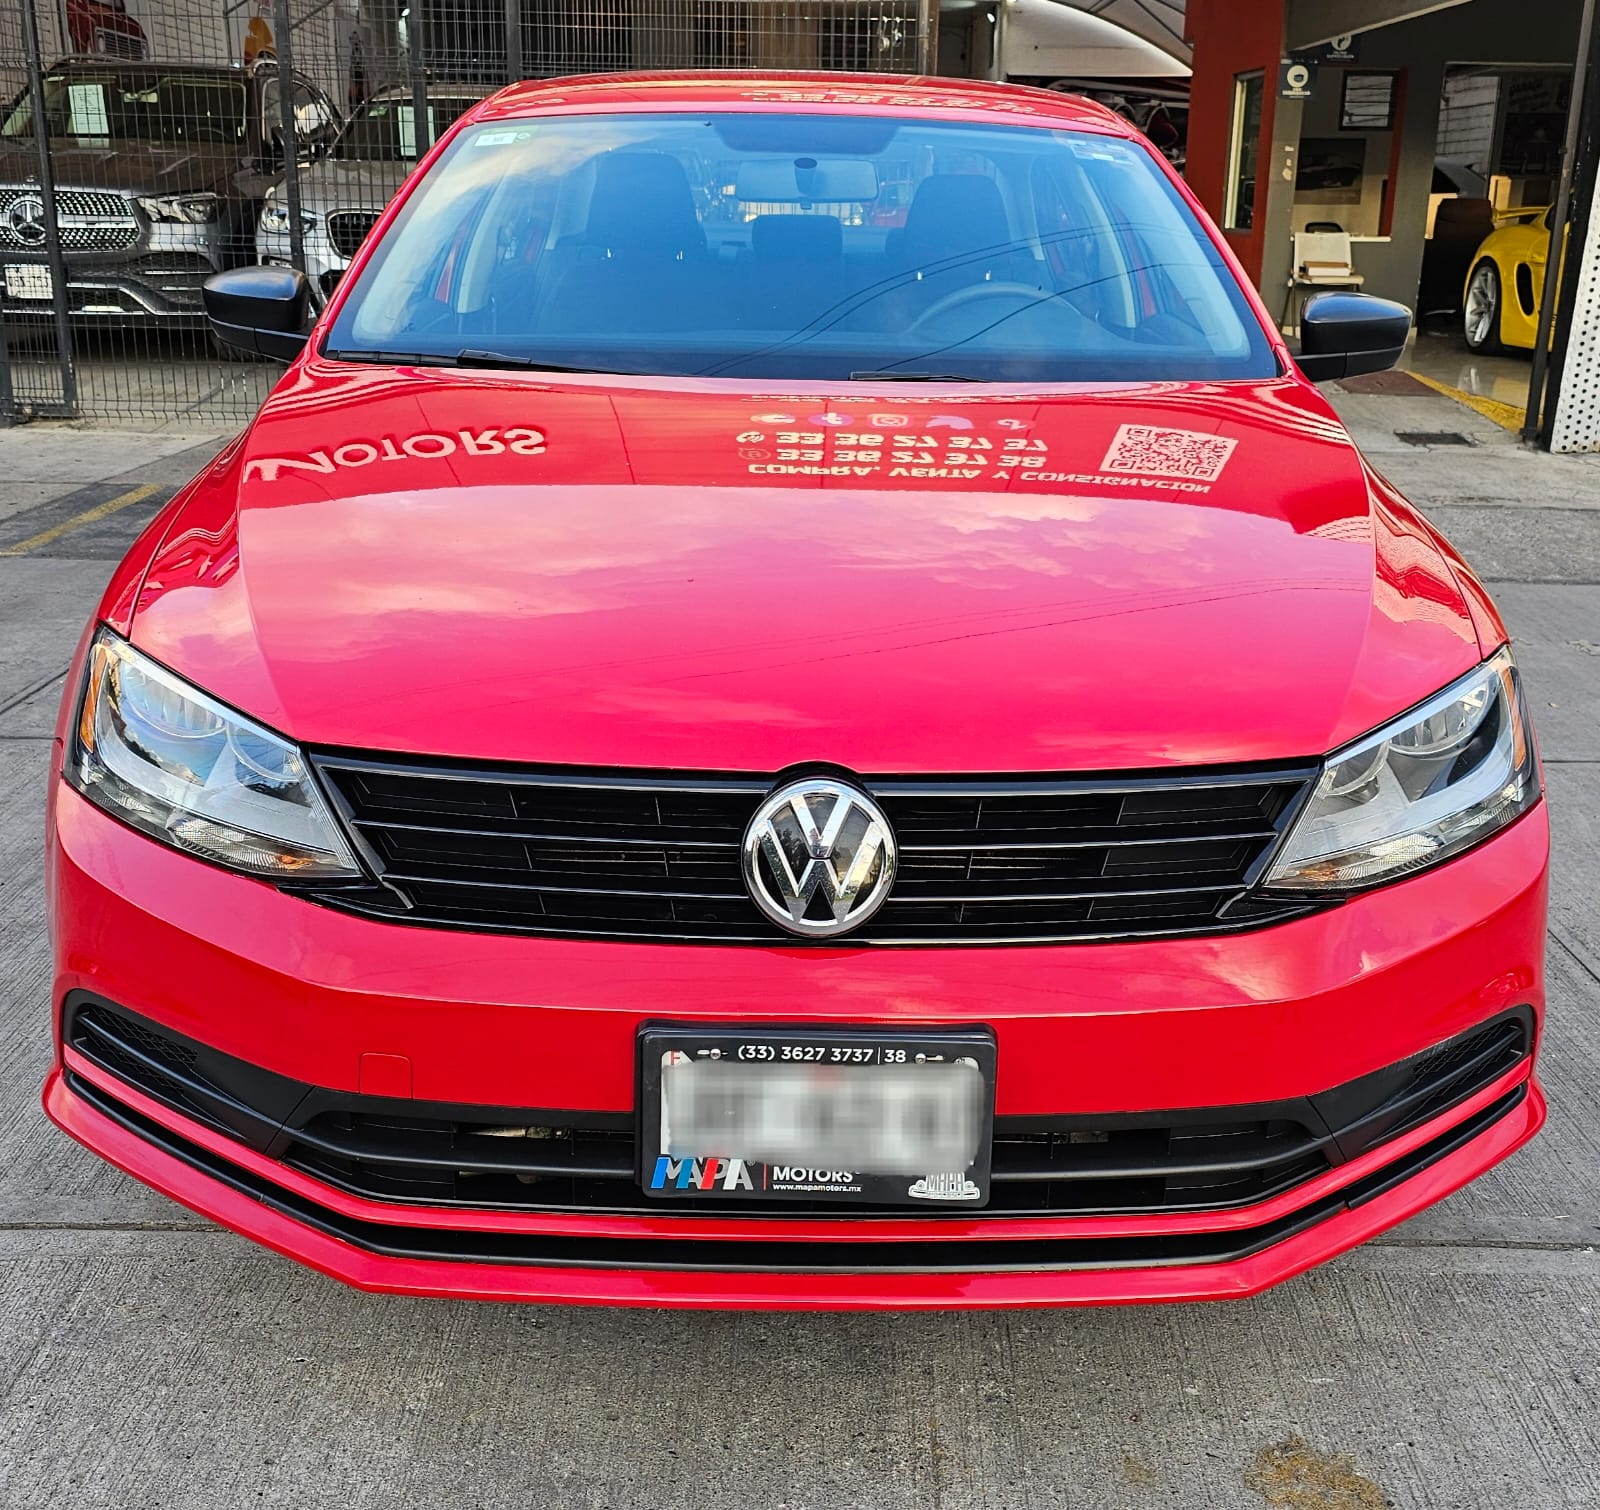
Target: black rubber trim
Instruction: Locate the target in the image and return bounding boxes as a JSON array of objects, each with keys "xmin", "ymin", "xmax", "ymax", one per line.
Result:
[
  {"xmin": 65, "ymin": 1070, "xmax": 1525, "ymax": 1275},
  {"xmin": 63, "ymin": 994, "xmax": 1532, "ymax": 1223},
  {"xmin": 294, "ymin": 889, "xmax": 1328, "ymax": 950}
]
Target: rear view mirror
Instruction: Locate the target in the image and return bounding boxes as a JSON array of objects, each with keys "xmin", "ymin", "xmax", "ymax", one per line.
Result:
[
  {"xmin": 1297, "ymin": 292, "xmax": 1412, "ymax": 381},
  {"xmin": 203, "ymin": 266, "xmax": 309, "ymax": 360},
  {"xmin": 735, "ymin": 157, "xmax": 879, "ymax": 204}
]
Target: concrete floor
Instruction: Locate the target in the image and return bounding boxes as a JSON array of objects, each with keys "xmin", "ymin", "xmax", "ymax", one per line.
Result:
[
  {"xmin": 1401, "ymin": 326, "xmax": 1534, "ymax": 419},
  {"xmin": 1, "ymin": 381, "xmax": 1599, "ymax": 1510}
]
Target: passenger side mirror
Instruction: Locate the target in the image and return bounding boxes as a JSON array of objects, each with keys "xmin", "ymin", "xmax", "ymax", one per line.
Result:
[
  {"xmin": 203, "ymin": 266, "xmax": 309, "ymax": 361},
  {"xmin": 1296, "ymin": 292, "xmax": 1412, "ymax": 381}
]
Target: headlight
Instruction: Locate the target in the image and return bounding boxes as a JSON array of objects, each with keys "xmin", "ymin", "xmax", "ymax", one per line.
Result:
[
  {"xmin": 258, "ymin": 193, "xmax": 318, "ymax": 235},
  {"xmin": 1263, "ymin": 646, "xmax": 1538, "ymax": 893},
  {"xmin": 67, "ymin": 631, "xmax": 360, "ymax": 880},
  {"xmin": 138, "ymin": 193, "xmax": 220, "ymax": 224}
]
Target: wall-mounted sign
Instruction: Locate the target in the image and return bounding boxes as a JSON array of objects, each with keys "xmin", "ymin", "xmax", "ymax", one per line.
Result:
[
  {"xmin": 1280, "ymin": 59, "xmax": 1317, "ymax": 101},
  {"xmin": 1340, "ymin": 71, "xmax": 1398, "ymax": 131},
  {"xmin": 1294, "ymin": 34, "xmax": 1358, "ymax": 63}
]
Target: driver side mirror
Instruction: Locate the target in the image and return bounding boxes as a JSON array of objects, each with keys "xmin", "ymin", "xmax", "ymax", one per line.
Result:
[
  {"xmin": 1296, "ymin": 292, "xmax": 1412, "ymax": 382},
  {"xmin": 203, "ymin": 265, "xmax": 309, "ymax": 360}
]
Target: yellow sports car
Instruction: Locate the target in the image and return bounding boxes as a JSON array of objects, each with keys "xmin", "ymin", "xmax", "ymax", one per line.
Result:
[{"xmin": 1464, "ymin": 207, "xmax": 1552, "ymax": 353}]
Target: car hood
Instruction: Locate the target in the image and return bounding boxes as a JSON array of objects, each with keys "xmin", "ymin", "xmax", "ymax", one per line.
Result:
[
  {"xmin": 0, "ymin": 138, "xmax": 236, "ymax": 195},
  {"xmin": 292, "ymin": 158, "xmax": 412, "ymax": 214},
  {"xmin": 129, "ymin": 365, "xmax": 1482, "ymax": 773}
]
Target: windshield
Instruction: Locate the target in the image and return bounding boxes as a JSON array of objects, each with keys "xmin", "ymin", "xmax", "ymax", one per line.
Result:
[
  {"xmin": 334, "ymin": 96, "xmax": 482, "ymax": 161},
  {"xmin": 0, "ymin": 71, "xmax": 247, "ymax": 146},
  {"xmin": 325, "ymin": 112, "xmax": 1276, "ymax": 383}
]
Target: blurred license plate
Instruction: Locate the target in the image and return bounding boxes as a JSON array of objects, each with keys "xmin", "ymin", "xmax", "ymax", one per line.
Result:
[
  {"xmin": 4, "ymin": 265, "xmax": 52, "ymax": 300},
  {"xmin": 638, "ymin": 1026, "xmax": 996, "ymax": 1207}
]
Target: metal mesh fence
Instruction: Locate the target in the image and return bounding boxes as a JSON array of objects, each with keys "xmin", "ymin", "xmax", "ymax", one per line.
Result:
[{"xmin": 0, "ymin": 0, "xmax": 931, "ymax": 426}]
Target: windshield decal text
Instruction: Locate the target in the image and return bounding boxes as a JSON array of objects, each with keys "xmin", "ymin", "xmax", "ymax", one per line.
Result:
[{"xmin": 245, "ymin": 427, "xmax": 547, "ymax": 482}]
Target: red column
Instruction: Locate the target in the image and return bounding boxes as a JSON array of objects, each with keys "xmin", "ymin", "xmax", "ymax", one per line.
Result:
[{"xmin": 1185, "ymin": 0, "xmax": 1287, "ymax": 285}]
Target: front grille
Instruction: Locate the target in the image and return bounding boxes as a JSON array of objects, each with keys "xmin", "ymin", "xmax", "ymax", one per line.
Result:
[
  {"xmin": 65, "ymin": 997, "xmax": 1534, "ymax": 1224},
  {"xmin": 91, "ymin": 27, "xmax": 145, "ymax": 58},
  {"xmin": 282, "ymin": 1109, "xmax": 1331, "ymax": 1218},
  {"xmin": 0, "ymin": 188, "xmax": 139, "ymax": 251},
  {"xmin": 306, "ymin": 756, "xmax": 1321, "ymax": 945},
  {"xmin": 327, "ymin": 210, "xmax": 380, "ymax": 259}
]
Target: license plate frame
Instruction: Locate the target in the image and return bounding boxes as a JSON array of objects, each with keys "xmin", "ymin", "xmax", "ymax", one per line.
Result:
[
  {"xmin": 637, "ymin": 1023, "xmax": 997, "ymax": 1208},
  {"xmin": 4, "ymin": 264, "xmax": 53, "ymax": 301}
]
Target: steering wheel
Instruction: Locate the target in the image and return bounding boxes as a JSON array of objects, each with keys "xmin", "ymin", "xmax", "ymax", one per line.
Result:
[{"xmin": 910, "ymin": 281, "xmax": 1057, "ymax": 333}]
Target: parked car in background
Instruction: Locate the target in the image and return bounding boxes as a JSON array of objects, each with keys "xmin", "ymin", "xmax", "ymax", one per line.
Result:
[
  {"xmin": 256, "ymin": 84, "xmax": 492, "ymax": 304},
  {"xmin": 0, "ymin": 57, "xmax": 337, "ymax": 334},
  {"xmin": 1464, "ymin": 205, "xmax": 1553, "ymax": 353},
  {"xmin": 64, "ymin": 0, "xmax": 147, "ymax": 59}
]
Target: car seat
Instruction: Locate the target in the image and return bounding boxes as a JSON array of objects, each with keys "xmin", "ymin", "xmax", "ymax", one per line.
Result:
[{"xmin": 537, "ymin": 151, "xmax": 710, "ymax": 334}]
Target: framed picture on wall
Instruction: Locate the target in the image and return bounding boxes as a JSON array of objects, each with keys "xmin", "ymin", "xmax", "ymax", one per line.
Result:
[
  {"xmin": 1296, "ymin": 138, "xmax": 1367, "ymax": 204},
  {"xmin": 1340, "ymin": 72, "xmax": 1397, "ymax": 131}
]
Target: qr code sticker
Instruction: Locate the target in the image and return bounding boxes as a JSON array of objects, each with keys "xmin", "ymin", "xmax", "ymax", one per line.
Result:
[{"xmin": 1098, "ymin": 424, "xmax": 1237, "ymax": 483}]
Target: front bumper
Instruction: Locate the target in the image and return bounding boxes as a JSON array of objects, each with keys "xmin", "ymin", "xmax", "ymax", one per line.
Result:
[
  {"xmin": 45, "ymin": 777, "xmax": 1549, "ymax": 1308},
  {"xmin": 257, "ymin": 225, "xmax": 346, "ymax": 304},
  {"xmin": 2, "ymin": 225, "xmax": 221, "ymax": 327}
]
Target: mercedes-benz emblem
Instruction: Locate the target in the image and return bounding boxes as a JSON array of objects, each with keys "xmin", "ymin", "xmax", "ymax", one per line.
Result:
[
  {"xmin": 5, "ymin": 194, "xmax": 46, "ymax": 247},
  {"xmin": 741, "ymin": 777, "xmax": 897, "ymax": 939}
]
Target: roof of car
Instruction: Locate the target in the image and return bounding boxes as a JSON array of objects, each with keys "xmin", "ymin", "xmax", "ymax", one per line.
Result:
[{"xmin": 472, "ymin": 71, "xmax": 1133, "ymax": 135}]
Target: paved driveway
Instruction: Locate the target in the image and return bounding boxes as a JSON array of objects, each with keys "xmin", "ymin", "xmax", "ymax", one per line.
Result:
[{"xmin": 1, "ymin": 389, "xmax": 1597, "ymax": 1510}]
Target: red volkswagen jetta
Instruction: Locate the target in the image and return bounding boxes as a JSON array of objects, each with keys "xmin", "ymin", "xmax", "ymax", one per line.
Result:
[{"xmin": 44, "ymin": 74, "xmax": 1547, "ymax": 1309}]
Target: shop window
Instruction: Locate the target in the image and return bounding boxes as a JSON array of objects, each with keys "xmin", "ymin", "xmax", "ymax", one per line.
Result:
[{"xmin": 1225, "ymin": 73, "xmax": 1264, "ymax": 232}]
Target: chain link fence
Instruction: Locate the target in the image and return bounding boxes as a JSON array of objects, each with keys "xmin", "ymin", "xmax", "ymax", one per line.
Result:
[{"xmin": 0, "ymin": 0, "xmax": 933, "ymax": 426}]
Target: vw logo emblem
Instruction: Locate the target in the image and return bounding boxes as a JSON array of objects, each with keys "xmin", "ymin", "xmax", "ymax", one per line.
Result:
[
  {"xmin": 6, "ymin": 193, "xmax": 46, "ymax": 246},
  {"xmin": 741, "ymin": 777, "xmax": 897, "ymax": 939}
]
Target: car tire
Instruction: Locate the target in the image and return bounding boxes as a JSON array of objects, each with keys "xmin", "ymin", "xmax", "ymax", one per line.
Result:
[{"xmin": 1464, "ymin": 260, "xmax": 1504, "ymax": 354}]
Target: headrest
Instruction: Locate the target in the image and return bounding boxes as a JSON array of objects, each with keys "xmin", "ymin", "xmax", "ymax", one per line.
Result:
[
  {"xmin": 1433, "ymin": 197, "xmax": 1495, "ymax": 234},
  {"xmin": 586, "ymin": 151, "xmax": 702, "ymax": 257},
  {"xmin": 900, "ymin": 174, "xmax": 1012, "ymax": 266},
  {"xmin": 750, "ymin": 213, "xmax": 844, "ymax": 262}
]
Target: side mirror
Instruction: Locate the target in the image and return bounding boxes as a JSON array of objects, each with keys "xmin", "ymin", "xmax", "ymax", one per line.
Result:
[
  {"xmin": 203, "ymin": 266, "xmax": 309, "ymax": 360},
  {"xmin": 1297, "ymin": 292, "xmax": 1412, "ymax": 381}
]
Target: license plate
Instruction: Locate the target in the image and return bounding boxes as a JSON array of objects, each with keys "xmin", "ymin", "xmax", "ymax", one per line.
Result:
[
  {"xmin": 638, "ymin": 1025, "xmax": 996, "ymax": 1207},
  {"xmin": 4, "ymin": 265, "xmax": 52, "ymax": 300}
]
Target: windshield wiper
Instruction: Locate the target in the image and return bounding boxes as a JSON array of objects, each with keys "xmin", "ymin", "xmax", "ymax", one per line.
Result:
[
  {"xmin": 849, "ymin": 370, "xmax": 988, "ymax": 382},
  {"xmin": 455, "ymin": 350, "xmax": 622, "ymax": 374},
  {"xmin": 321, "ymin": 348, "xmax": 623, "ymax": 374},
  {"xmin": 323, "ymin": 348, "xmax": 459, "ymax": 366}
]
